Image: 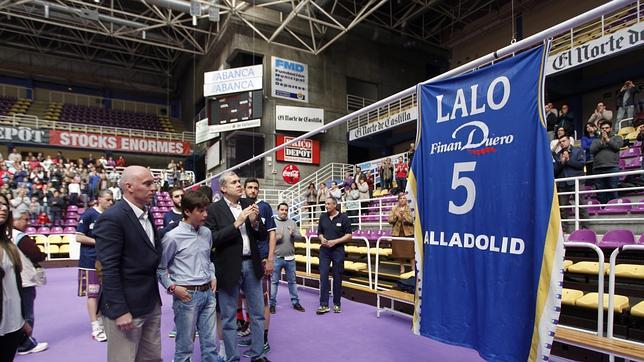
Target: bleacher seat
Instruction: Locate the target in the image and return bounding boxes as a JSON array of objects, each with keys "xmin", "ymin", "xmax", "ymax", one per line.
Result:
[
  {"xmin": 620, "ymin": 147, "xmax": 641, "ymax": 158},
  {"xmin": 567, "ymin": 261, "xmax": 610, "ymax": 275},
  {"xmin": 632, "ymin": 301, "xmax": 644, "ymax": 318},
  {"xmin": 567, "ymin": 229, "xmax": 597, "ymax": 243},
  {"xmin": 575, "ymin": 292, "xmax": 630, "ymax": 313},
  {"xmin": 63, "ymin": 226, "xmax": 76, "ymax": 234},
  {"xmin": 48, "ymin": 235, "xmax": 62, "ymax": 244},
  {"xmin": 59, "ymin": 244, "xmax": 70, "ymax": 254},
  {"xmin": 597, "ymin": 198, "xmax": 632, "ymax": 215},
  {"xmin": 600, "ymin": 229, "xmax": 636, "ymax": 248},
  {"xmin": 34, "ymin": 235, "xmax": 48, "ymax": 245},
  {"xmin": 344, "ymin": 261, "xmax": 368, "ymax": 271},
  {"xmin": 585, "ymin": 199, "xmax": 601, "ymax": 215},
  {"xmin": 61, "ymin": 235, "xmax": 75, "ymax": 244},
  {"xmin": 37, "ymin": 226, "xmax": 50, "ymax": 234},
  {"xmin": 25, "ymin": 226, "xmax": 37, "ymax": 234},
  {"xmin": 50, "ymin": 226, "xmax": 64, "ymax": 234},
  {"xmin": 623, "ymin": 157, "xmax": 642, "ymax": 169},
  {"xmin": 561, "ymin": 288, "xmax": 584, "ymax": 306},
  {"xmin": 614, "ymin": 264, "xmax": 644, "ymax": 279},
  {"xmin": 563, "ymin": 260, "xmax": 573, "ymax": 270},
  {"xmin": 46, "ymin": 245, "xmax": 60, "ymax": 254}
]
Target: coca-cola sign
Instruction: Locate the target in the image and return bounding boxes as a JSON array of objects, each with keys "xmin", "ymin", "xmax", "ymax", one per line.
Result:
[{"xmin": 282, "ymin": 164, "xmax": 300, "ymax": 184}]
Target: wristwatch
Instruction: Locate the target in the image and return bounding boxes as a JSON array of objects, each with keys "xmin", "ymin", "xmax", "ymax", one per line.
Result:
[{"xmin": 167, "ymin": 284, "xmax": 176, "ymax": 295}]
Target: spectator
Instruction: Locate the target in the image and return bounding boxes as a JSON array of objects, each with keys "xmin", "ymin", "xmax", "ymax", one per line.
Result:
[
  {"xmin": 550, "ymin": 127, "xmax": 575, "ymax": 154},
  {"xmin": 557, "ymin": 104, "xmax": 575, "ymax": 137},
  {"xmin": 10, "ymin": 189, "xmax": 30, "ymax": 215},
  {"xmin": 160, "ymin": 187, "xmax": 184, "ymax": 239},
  {"xmin": 108, "ymin": 183, "xmax": 122, "ymax": 201},
  {"xmin": 366, "ymin": 171, "xmax": 375, "ymax": 197},
  {"xmin": 28, "ymin": 197, "xmax": 42, "ymax": 220},
  {"xmin": 88, "ymin": 169, "xmax": 101, "ymax": 201},
  {"xmin": 316, "ymin": 197, "xmax": 352, "ymax": 315},
  {"xmin": 269, "ymin": 203, "xmax": 305, "ymax": 314},
  {"xmin": 157, "ymin": 190, "xmax": 218, "ymax": 362},
  {"xmin": 345, "ymin": 182, "xmax": 360, "ymax": 230},
  {"xmin": 68, "ymin": 177, "xmax": 81, "ymax": 206},
  {"xmin": 98, "ymin": 156, "xmax": 108, "ymax": 168},
  {"xmin": 581, "ymin": 122, "xmax": 599, "ymax": 177},
  {"xmin": 49, "ymin": 189, "xmax": 65, "ymax": 224},
  {"xmin": 76, "ymin": 190, "xmax": 114, "ymax": 343},
  {"xmin": 85, "ymin": 154, "xmax": 96, "ymax": 167},
  {"xmin": 587, "ymin": 102, "xmax": 613, "ymax": 127},
  {"xmin": 590, "ymin": 120, "xmax": 623, "ymax": 205},
  {"xmin": 329, "ymin": 181, "xmax": 342, "ymax": 202},
  {"xmin": 317, "ymin": 182, "xmax": 329, "ymax": 212},
  {"xmin": 106, "ymin": 156, "xmax": 116, "ymax": 167},
  {"xmin": 304, "ymin": 182, "xmax": 317, "ymax": 223},
  {"xmin": 0, "ymin": 194, "xmax": 31, "ymax": 362},
  {"xmin": 408, "ymin": 142, "xmax": 416, "ymax": 166},
  {"xmin": 616, "ymin": 80, "xmax": 640, "ymax": 125},
  {"xmin": 553, "ymin": 135, "xmax": 589, "ymax": 232},
  {"xmin": 395, "ymin": 156, "xmax": 408, "ymax": 193},
  {"xmin": 545, "ymin": 102, "xmax": 559, "ymax": 139},
  {"xmin": 115, "ymin": 156, "xmax": 126, "ymax": 167},
  {"xmin": 41, "ymin": 155, "xmax": 53, "ymax": 170},
  {"xmin": 354, "ymin": 166, "xmax": 364, "ymax": 182},
  {"xmin": 12, "ymin": 210, "xmax": 48, "ymax": 356},
  {"xmin": 379, "ymin": 158, "xmax": 394, "ymax": 190},
  {"xmin": 342, "ymin": 172, "xmax": 353, "ymax": 193},
  {"xmin": 388, "ymin": 193, "xmax": 415, "ymax": 274},
  {"xmin": 8, "ymin": 147, "xmax": 22, "ymax": 163},
  {"xmin": 357, "ymin": 177, "xmax": 370, "ymax": 210},
  {"xmin": 167, "ymin": 160, "xmax": 177, "ymax": 170}
]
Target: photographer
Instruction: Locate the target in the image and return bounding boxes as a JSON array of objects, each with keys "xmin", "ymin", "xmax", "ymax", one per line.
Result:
[{"xmin": 616, "ymin": 80, "xmax": 640, "ymax": 126}]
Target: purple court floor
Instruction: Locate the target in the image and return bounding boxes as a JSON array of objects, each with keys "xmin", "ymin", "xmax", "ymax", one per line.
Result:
[{"xmin": 17, "ymin": 267, "xmax": 483, "ymax": 362}]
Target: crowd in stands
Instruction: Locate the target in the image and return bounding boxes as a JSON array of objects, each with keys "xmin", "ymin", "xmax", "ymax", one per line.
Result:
[{"xmin": 0, "ymin": 147, "xmax": 192, "ymax": 228}]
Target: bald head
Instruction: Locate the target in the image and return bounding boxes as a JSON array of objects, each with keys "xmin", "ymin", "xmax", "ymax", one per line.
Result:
[{"xmin": 120, "ymin": 165, "xmax": 156, "ymax": 209}]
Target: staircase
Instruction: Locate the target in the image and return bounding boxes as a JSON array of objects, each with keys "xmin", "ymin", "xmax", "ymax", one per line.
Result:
[
  {"xmin": 280, "ymin": 162, "xmax": 353, "ymax": 222},
  {"xmin": 8, "ymin": 98, "xmax": 32, "ymax": 116},
  {"xmin": 26, "ymin": 99, "xmax": 51, "ymax": 120}
]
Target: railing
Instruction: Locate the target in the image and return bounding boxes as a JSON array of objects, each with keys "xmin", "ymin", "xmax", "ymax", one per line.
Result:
[
  {"xmin": 556, "ymin": 169, "xmax": 644, "ymax": 232},
  {"xmin": 550, "ymin": 1, "xmax": 642, "ymax": 55},
  {"xmin": 346, "ymin": 94, "xmax": 376, "ymax": 113},
  {"xmin": 0, "ymin": 114, "xmax": 195, "ymax": 143},
  {"xmin": 298, "ymin": 194, "xmax": 401, "ymax": 231}
]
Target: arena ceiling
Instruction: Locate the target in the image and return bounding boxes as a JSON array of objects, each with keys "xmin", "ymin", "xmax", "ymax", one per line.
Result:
[{"xmin": 0, "ymin": 0, "xmax": 514, "ymax": 82}]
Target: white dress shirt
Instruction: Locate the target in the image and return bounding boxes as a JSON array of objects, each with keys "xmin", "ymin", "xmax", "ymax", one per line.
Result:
[
  {"xmin": 225, "ymin": 197, "xmax": 251, "ymax": 256},
  {"xmin": 123, "ymin": 197, "xmax": 154, "ymax": 246}
]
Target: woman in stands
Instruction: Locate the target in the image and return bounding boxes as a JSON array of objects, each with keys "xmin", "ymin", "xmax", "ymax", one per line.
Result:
[
  {"xmin": 0, "ymin": 193, "xmax": 32, "ymax": 362},
  {"xmin": 388, "ymin": 192, "xmax": 415, "ymax": 274},
  {"xmin": 304, "ymin": 182, "xmax": 317, "ymax": 225},
  {"xmin": 345, "ymin": 182, "xmax": 360, "ymax": 231}
]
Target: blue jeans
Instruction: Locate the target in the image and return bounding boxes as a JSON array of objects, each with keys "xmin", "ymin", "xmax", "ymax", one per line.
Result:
[
  {"xmin": 218, "ymin": 260, "xmax": 265, "ymax": 362},
  {"xmin": 319, "ymin": 246, "xmax": 345, "ymax": 307},
  {"xmin": 270, "ymin": 258, "xmax": 299, "ymax": 307},
  {"xmin": 173, "ymin": 289, "xmax": 218, "ymax": 362},
  {"xmin": 18, "ymin": 287, "xmax": 37, "ymax": 351},
  {"xmin": 594, "ymin": 167, "xmax": 620, "ymax": 205}
]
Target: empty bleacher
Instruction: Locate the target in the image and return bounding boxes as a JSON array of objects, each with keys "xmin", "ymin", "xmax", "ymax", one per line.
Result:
[
  {"xmin": 43, "ymin": 103, "xmax": 174, "ymax": 132},
  {"xmin": 0, "ymin": 96, "xmax": 31, "ymax": 116}
]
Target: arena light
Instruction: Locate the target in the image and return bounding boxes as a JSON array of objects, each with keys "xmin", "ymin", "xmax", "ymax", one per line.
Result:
[
  {"xmin": 44, "ymin": 4, "xmax": 49, "ymax": 18},
  {"xmin": 142, "ymin": 30, "xmax": 146, "ymax": 40}
]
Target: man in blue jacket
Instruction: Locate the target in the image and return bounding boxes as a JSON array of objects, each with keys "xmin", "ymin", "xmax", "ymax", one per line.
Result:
[{"xmin": 554, "ymin": 134, "xmax": 589, "ymax": 232}]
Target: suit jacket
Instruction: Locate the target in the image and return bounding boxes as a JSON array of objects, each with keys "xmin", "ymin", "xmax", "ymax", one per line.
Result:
[
  {"xmin": 95, "ymin": 199, "xmax": 161, "ymax": 320},
  {"xmin": 553, "ymin": 146, "xmax": 586, "ymax": 186},
  {"xmin": 388, "ymin": 205, "xmax": 414, "ymax": 237},
  {"xmin": 205, "ymin": 197, "xmax": 267, "ymax": 291}
]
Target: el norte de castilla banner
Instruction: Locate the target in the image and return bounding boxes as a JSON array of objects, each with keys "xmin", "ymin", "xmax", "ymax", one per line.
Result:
[{"xmin": 410, "ymin": 45, "xmax": 565, "ymax": 361}]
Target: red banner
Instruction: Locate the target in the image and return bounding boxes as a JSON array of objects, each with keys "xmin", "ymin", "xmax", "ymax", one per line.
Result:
[
  {"xmin": 49, "ymin": 130, "xmax": 191, "ymax": 156},
  {"xmin": 275, "ymin": 134, "xmax": 320, "ymax": 164}
]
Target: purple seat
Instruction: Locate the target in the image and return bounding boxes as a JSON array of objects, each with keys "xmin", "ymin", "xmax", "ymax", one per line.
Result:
[
  {"xmin": 567, "ymin": 229, "xmax": 597, "ymax": 244},
  {"xmin": 66, "ymin": 212, "xmax": 78, "ymax": 219},
  {"xmin": 631, "ymin": 204, "xmax": 644, "ymax": 214},
  {"xmin": 597, "ymin": 198, "xmax": 632, "ymax": 215},
  {"xmin": 25, "ymin": 226, "xmax": 37, "ymax": 234},
  {"xmin": 639, "ymin": 234, "xmax": 644, "ymax": 244},
  {"xmin": 67, "ymin": 205, "xmax": 78, "ymax": 212},
  {"xmin": 50, "ymin": 226, "xmax": 64, "ymax": 235},
  {"xmin": 65, "ymin": 219, "xmax": 78, "ymax": 227},
  {"xmin": 620, "ymin": 147, "xmax": 641, "ymax": 158},
  {"xmin": 151, "ymin": 206, "xmax": 161, "ymax": 213},
  {"xmin": 153, "ymin": 219, "xmax": 164, "ymax": 226},
  {"xmin": 623, "ymin": 157, "xmax": 642, "ymax": 169},
  {"xmin": 63, "ymin": 226, "xmax": 76, "ymax": 234},
  {"xmin": 599, "ymin": 229, "xmax": 636, "ymax": 248},
  {"xmin": 159, "ymin": 207, "xmax": 170, "ymax": 213}
]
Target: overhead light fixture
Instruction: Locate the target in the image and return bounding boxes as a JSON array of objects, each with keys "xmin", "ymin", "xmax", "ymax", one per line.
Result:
[
  {"xmin": 190, "ymin": 1, "xmax": 202, "ymax": 17},
  {"xmin": 142, "ymin": 30, "xmax": 146, "ymax": 39},
  {"xmin": 192, "ymin": 16, "xmax": 197, "ymax": 26},
  {"xmin": 44, "ymin": 4, "xmax": 49, "ymax": 18},
  {"xmin": 209, "ymin": 1, "xmax": 220, "ymax": 23}
]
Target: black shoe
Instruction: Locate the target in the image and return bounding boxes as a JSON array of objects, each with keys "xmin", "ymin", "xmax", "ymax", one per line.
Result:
[
  {"xmin": 293, "ymin": 303, "xmax": 305, "ymax": 312},
  {"xmin": 269, "ymin": 305, "xmax": 276, "ymax": 314},
  {"xmin": 251, "ymin": 357, "xmax": 271, "ymax": 362}
]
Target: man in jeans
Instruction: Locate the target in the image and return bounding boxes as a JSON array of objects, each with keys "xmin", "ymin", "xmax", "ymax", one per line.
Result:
[
  {"xmin": 269, "ymin": 203, "xmax": 305, "ymax": 314},
  {"xmin": 158, "ymin": 190, "xmax": 218, "ymax": 362},
  {"xmin": 590, "ymin": 120, "xmax": 623, "ymax": 205},
  {"xmin": 316, "ymin": 197, "xmax": 352, "ymax": 315}
]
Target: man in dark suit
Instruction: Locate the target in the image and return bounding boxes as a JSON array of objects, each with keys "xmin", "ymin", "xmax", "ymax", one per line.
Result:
[
  {"xmin": 205, "ymin": 171, "xmax": 269, "ymax": 362},
  {"xmin": 95, "ymin": 165, "xmax": 162, "ymax": 362},
  {"xmin": 553, "ymin": 135, "xmax": 589, "ymax": 232}
]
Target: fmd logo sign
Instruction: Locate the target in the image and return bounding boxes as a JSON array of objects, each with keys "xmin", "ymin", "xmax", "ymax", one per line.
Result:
[{"xmin": 272, "ymin": 56, "xmax": 309, "ymax": 103}]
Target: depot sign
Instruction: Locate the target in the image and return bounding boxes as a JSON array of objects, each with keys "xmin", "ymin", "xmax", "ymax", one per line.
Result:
[
  {"xmin": 49, "ymin": 130, "xmax": 191, "ymax": 156},
  {"xmin": 275, "ymin": 134, "xmax": 320, "ymax": 165},
  {"xmin": 0, "ymin": 126, "xmax": 49, "ymax": 144}
]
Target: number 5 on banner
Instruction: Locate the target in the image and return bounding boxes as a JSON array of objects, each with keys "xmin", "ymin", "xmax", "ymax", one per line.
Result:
[{"xmin": 448, "ymin": 162, "xmax": 477, "ymax": 215}]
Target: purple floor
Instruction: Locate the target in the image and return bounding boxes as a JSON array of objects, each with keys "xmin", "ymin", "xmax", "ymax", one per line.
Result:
[{"xmin": 18, "ymin": 268, "xmax": 483, "ymax": 362}]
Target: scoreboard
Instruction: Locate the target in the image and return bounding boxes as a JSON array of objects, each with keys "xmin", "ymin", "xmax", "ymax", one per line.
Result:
[{"xmin": 208, "ymin": 90, "xmax": 263, "ymax": 127}]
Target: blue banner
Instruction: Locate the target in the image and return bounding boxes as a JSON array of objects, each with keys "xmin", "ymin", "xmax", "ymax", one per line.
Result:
[{"xmin": 410, "ymin": 46, "xmax": 564, "ymax": 361}]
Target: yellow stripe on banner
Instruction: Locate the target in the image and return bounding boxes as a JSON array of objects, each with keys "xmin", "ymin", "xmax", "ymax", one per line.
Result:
[
  {"xmin": 408, "ymin": 170, "xmax": 424, "ymax": 334},
  {"xmin": 528, "ymin": 183, "xmax": 561, "ymax": 361}
]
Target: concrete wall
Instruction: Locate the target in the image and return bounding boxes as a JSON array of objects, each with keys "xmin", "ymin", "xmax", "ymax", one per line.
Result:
[{"xmin": 177, "ymin": 22, "xmax": 446, "ymax": 187}]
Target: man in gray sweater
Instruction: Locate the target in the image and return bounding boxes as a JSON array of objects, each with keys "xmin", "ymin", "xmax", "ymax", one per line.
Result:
[
  {"xmin": 269, "ymin": 203, "xmax": 305, "ymax": 314},
  {"xmin": 590, "ymin": 120, "xmax": 623, "ymax": 204}
]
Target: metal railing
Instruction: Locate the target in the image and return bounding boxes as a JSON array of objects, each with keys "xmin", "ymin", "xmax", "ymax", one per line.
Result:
[
  {"xmin": 556, "ymin": 169, "xmax": 644, "ymax": 232},
  {"xmin": 346, "ymin": 94, "xmax": 376, "ymax": 113},
  {"xmin": 0, "ymin": 114, "xmax": 195, "ymax": 142},
  {"xmin": 298, "ymin": 194, "xmax": 401, "ymax": 231},
  {"xmin": 346, "ymin": 92, "xmax": 416, "ymax": 136}
]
